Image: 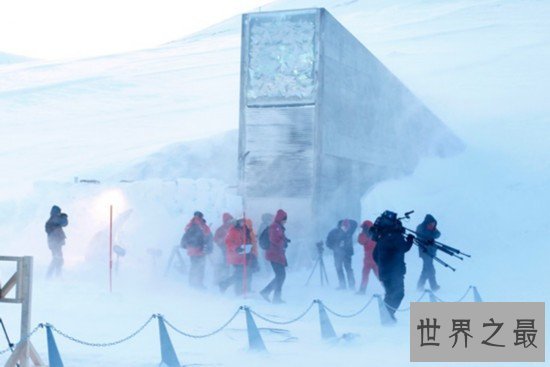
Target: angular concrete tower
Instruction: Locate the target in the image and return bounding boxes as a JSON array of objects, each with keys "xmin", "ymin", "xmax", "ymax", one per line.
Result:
[{"xmin": 238, "ymin": 8, "xmax": 461, "ymax": 252}]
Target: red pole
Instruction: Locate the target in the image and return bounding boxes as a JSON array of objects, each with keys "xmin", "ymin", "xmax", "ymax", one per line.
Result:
[
  {"xmin": 109, "ymin": 205, "xmax": 113, "ymax": 293},
  {"xmin": 242, "ymin": 214, "xmax": 247, "ymax": 298},
  {"xmin": 241, "ymin": 152, "xmax": 249, "ymax": 298}
]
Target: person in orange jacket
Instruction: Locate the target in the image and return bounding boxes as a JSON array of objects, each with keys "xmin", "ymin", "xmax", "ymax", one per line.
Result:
[
  {"xmin": 219, "ymin": 218, "xmax": 258, "ymax": 295},
  {"xmin": 180, "ymin": 211, "xmax": 213, "ymax": 289},
  {"xmin": 357, "ymin": 220, "xmax": 379, "ymax": 294},
  {"xmin": 213, "ymin": 213, "xmax": 235, "ymax": 282},
  {"xmin": 214, "ymin": 213, "xmax": 235, "ymax": 250}
]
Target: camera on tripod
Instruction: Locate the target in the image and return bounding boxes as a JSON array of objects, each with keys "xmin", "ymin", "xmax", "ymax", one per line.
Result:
[
  {"xmin": 315, "ymin": 241, "xmax": 324, "ymax": 255},
  {"xmin": 306, "ymin": 241, "xmax": 329, "ymax": 286}
]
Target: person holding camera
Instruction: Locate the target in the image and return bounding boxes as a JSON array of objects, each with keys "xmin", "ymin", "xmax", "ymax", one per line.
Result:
[
  {"xmin": 370, "ymin": 211, "xmax": 414, "ymax": 321},
  {"xmin": 260, "ymin": 209, "xmax": 289, "ymax": 304},
  {"xmin": 45, "ymin": 205, "xmax": 68, "ymax": 278},
  {"xmin": 181, "ymin": 211, "xmax": 213, "ymax": 289},
  {"xmin": 326, "ymin": 219, "xmax": 357, "ymax": 290},
  {"xmin": 416, "ymin": 214, "xmax": 441, "ymax": 292}
]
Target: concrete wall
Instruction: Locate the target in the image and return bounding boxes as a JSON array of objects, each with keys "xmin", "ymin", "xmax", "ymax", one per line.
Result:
[{"xmin": 239, "ymin": 8, "xmax": 462, "ymax": 253}]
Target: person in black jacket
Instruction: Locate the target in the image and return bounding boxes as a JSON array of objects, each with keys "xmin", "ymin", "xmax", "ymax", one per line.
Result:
[
  {"xmin": 45, "ymin": 205, "xmax": 68, "ymax": 278},
  {"xmin": 326, "ymin": 219, "xmax": 357, "ymax": 290},
  {"xmin": 370, "ymin": 211, "xmax": 414, "ymax": 321},
  {"xmin": 416, "ymin": 214, "xmax": 441, "ymax": 292}
]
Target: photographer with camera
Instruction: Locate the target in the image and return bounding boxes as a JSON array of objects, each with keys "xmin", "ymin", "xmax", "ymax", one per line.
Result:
[
  {"xmin": 326, "ymin": 219, "xmax": 357, "ymax": 290},
  {"xmin": 45, "ymin": 205, "xmax": 68, "ymax": 278},
  {"xmin": 370, "ymin": 211, "xmax": 414, "ymax": 322},
  {"xmin": 416, "ymin": 214, "xmax": 441, "ymax": 292}
]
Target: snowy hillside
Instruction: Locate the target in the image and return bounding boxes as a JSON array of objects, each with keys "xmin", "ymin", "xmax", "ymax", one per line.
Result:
[
  {"xmin": 0, "ymin": 51, "xmax": 30, "ymax": 64},
  {"xmin": 0, "ymin": 0, "xmax": 547, "ymax": 194},
  {"xmin": 110, "ymin": 130, "xmax": 238, "ymax": 183},
  {"xmin": 0, "ymin": 0, "xmax": 549, "ymax": 366}
]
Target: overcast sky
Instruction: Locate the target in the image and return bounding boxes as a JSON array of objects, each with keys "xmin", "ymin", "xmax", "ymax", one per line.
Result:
[{"xmin": 0, "ymin": 0, "xmax": 272, "ymax": 60}]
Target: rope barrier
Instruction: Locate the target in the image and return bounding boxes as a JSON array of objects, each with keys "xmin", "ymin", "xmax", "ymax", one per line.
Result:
[
  {"xmin": 440, "ymin": 285, "xmax": 472, "ymax": 302},
  {"xmin": 420, "ymin": 286, "xmax": 473, "ymax": 303},
  {"xmin": 432, "ymin": 294, "xmax": 444, "ymax": 302},
  {"xmin": 391, "ymin": 290, "xmax": 429, "ymax": 312},
  {"xmin": 382, "ymin": 286, "xmax": 473, "ymax": 311},
  {"xmin": 0, "ymin": 324, "xmax": 43, "ymax": 355},
  {"xmin": 322, "ymin": 296, "xmax": 376, "ymax": 318},
  {"xmin": 250, "ymin": 301, "xmax": 315, "ymax": 325},
  {"xmin": 163, "ymin": 308, "xmax": 241, "ymax": 338},
  {"xmin": 0, "ymin": 285, "xmax": 478, "ymax": 358},
  {"xmin": 49, "ymin": 315, "xmax": 156, "ymax": 347}
]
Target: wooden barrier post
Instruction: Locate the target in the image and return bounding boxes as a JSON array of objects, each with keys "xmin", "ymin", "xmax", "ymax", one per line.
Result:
[{"xmin": 1, "ymin": 256, "xmax": 45, "ymax": 367}]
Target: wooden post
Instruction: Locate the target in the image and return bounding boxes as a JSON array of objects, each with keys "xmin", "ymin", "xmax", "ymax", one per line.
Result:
[
  {"xmin": 1, "ymin": 256, "xmax": 45, "ymax": 367},
  {"xmin": 19, "ymin": 257, "xmax": 32, "ymax": 367}
]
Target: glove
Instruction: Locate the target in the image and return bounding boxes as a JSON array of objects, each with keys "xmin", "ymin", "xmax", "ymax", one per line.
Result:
[
  {"xmin": 406, "ymin": 234, "xmax": 415, "ymax": 245},
  {"xmin": 426, "ymin": 239, "xmax": 435, "ymax": 245},
  {"xmin": 236, "ymin": 246, "xmax": 245, "ymax": 254}
]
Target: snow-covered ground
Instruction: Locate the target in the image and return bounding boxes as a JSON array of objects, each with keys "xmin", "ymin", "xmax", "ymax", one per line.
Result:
[{"xmin": 0, "ymin": 0, "xmax": 549, "ymax": 366}]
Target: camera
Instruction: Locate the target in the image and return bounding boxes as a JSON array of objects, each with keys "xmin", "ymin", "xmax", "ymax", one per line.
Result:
[
  {"xmin": 370, "ymin": 210, "xmax": 405, "ymax": 238},
  {"xmin": 113, "ymin": 245, "xmax": 126, "ymax": 257},
  {"xmin": 316, "ymin": 241, "xmax": 324, "ymax": 254}
]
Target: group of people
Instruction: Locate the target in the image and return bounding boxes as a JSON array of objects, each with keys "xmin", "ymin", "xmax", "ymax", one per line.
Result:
[
  {"xmin": 44, "ymin": 204, "xmax": 443, "ymax": 314},
  {"xmin": 180, "ymin": 209, "xmax": 290, "ymax": 303},
  {"xmin": 324, "ymin": 214, "xmax": 440, "ymax": 296},
  {"xmin": 179, "ymin": 208, "xmax": 443, "ymax": 310},
  {"xmin": 325, "ymin": 219, "xmax": 381, "ymax": 294}
]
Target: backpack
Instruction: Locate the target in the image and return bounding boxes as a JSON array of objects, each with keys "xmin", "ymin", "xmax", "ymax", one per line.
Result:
[
  {"xmin": 326, "ymin": 228, "xmax": 341, "ymax": 250},
  {"xmin": 259, "ymin": 227, "xmax": 270, "ymax": 250},
  {"xmin": 181, "ymin": 223, "xmax": 205, "ymax": 249}
]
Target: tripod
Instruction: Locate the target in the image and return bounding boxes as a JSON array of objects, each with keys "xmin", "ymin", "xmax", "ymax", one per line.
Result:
[
  {"xmin": 164, "ymin": 246, "xmax": 188, "ymax": 276},
  {"xmin": 305, "ymin": 241, "xmax": 330, "ymax": 286}
]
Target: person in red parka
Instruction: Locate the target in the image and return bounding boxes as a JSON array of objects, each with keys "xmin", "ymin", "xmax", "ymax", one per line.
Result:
[
  {"xmin": 214, "ymin": 213, "xmax": 234, "ymax": 249},
  {"xmin": 260, "ymin": 209, "xmax": 289, "ymax": 304},
  {"xmin": 213, "ymin": 213, "xmax": 234, "ymax": 282},
  {"xmin": 357, "ymin": 220, "xmax": 379, "ymax": 294},
  {"xmin": 218, "ymin": 218, "xmax": 257, "ymax": 295},
  {"xmin": 180, "ymin": 211, "xmax": 213, "ymax": 289}
]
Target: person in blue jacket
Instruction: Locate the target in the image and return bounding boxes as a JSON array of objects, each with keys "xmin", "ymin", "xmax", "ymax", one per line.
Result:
[
  {"xmin": 326, "ymin": 219, "xmax": 357, "ymax": 290},
  {"xmin": 416, "ymin": 214, "xmax": 441, "ymax": 292},
  {"xmin": 45, "ymin": 205, "xmax": 68, "ymax": 278}
]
